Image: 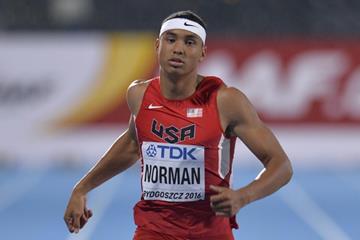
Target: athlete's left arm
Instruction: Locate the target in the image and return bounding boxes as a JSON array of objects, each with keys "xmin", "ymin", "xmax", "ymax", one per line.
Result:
[{"xmin": 210, "ymin": 86, "xmax": 293, "ymax": 217}]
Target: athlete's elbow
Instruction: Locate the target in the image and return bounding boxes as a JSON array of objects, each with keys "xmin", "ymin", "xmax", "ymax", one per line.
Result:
[{"xmin": 282, "ymin": 157, "xmax": 293, "ymax": 185}]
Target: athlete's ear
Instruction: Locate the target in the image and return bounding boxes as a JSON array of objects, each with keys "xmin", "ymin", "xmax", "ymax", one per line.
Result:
[
  {"xmin": 199, "ymin": 45, "xmax": 207, "ymax": 62},
  {"xmin": 155, "ymin": 38, "xmax": 160, "ymax": 52}
]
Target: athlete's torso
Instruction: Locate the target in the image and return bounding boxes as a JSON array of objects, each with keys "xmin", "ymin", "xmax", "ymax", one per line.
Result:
[{"xmin": 133, "ymin": 76, "xmax": 238, "ymax": 238}]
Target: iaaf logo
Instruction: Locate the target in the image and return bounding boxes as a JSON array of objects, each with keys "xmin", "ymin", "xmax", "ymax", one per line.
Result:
[
  {"xmin": 145, "ymin": 144, "xmax": 197, "ymax": 160},
  {"xmin": 200, "ymin": 48, "xmax": 360, "ymax": 121}
]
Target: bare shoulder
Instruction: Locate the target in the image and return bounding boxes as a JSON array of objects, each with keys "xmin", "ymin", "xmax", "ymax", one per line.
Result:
[
  {"xmin": 217, "ymin": 85, "xmax": 261, "ymax": 130},
  {"xmin": 217, "ymin": 85, "xmax": 254, "ymax": 115},
  {"xmin": 217, "ymin": 85, "xmax": 249, "ymax": 105},
  {"xmin": 127, "ymin": 79, "xmax": 151, "ymax": 115}
]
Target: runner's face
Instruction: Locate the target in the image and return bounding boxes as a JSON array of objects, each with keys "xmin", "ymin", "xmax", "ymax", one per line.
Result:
[{"xmin": 156, "ymin": 29, "xmax": 206, "ymax": 76}]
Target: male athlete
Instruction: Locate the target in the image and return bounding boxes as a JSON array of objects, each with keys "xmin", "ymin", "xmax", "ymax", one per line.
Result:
[{"xmin": 64, "ymin": 10, "xmax": 293, "ymax": 239}]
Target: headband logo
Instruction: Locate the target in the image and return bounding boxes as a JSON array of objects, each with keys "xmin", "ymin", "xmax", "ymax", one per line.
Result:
[
  {"xmin": 159, "ymin": 18, "xmax": 206, "ymax": 43},
  {"xmin": 184, "ymin": 22, "xmax": 196, "ymax": 27}
]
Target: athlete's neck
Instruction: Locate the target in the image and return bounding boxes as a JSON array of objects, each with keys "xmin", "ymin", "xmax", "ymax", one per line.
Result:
[{"xmin": 159, "ymin": 71, "xmax": 203, "ymax": 100}]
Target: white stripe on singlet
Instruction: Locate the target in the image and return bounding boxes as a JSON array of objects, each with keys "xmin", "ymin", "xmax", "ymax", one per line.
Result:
[{"xmin": 218, "ymin": 135, "xmax": 231, "ymax": 179}]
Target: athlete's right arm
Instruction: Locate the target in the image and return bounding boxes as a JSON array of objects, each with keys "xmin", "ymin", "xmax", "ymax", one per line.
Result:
[{"xmin": 64, "ymin": 80, "xmax": 147, "ymax": 233}]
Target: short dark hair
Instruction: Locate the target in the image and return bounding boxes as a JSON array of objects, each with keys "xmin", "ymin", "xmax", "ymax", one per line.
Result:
[{"xmin": 162, "ymin": 10, "xmax": 207, "ymax": 30}]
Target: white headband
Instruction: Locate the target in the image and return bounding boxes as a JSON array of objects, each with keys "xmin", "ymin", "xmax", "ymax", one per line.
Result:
[{"xmin": 159, "ymin": 18, "xmax": 206, "ymax": 44}]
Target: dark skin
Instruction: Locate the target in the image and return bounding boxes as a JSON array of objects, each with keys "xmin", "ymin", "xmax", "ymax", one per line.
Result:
[
  {"xmin": 156, "ymin": 30, "xmax": 206, "ymax": 99},
  {"xmin": 63, "ymin": 117, "xmax": 140, "ymax": 233},
  {"xmin": 64, "ymin": 29, "xmax": 293, "ymax": 233}
]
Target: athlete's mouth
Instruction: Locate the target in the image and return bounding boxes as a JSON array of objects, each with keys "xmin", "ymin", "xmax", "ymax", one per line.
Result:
[
  {"xmin": 169, "ymin": 58, "xmax": 184, "ymax": 63},
  {"xmin": 168, "ymin": 58, "xmax": 185, "ymax": 67}
]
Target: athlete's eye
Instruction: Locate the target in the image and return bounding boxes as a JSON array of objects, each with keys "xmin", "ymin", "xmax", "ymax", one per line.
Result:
[
  {"xmin": 166, "ymin": 37, "xmax": 176, "ymax": 43},
  {"xmin": 186, "ymin": 39, "xmax": 195, "ymax": 46}
]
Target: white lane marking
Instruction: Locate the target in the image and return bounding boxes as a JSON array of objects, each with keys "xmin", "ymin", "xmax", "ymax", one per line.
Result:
[
  {"xmin": 0, "ymin": 168, "xmax": 44, "ymax": 212},
  {"xmin": 279, "ymin": 181, "xmax": 351, "ymax": 240},
  {"xmin": 66, "ymin": 175, "xmax": 121, "ymax": 240}
]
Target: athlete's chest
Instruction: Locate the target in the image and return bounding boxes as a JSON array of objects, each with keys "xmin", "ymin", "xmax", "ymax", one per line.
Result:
[{"xmin": 135, "ymin": 100, "xmax": 221, "ymax": 145}]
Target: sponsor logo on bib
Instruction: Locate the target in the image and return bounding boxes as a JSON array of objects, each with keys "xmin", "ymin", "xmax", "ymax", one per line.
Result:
[{"xmin": 141, "ymin": 141, "xmax": 205, "ymax": 202}]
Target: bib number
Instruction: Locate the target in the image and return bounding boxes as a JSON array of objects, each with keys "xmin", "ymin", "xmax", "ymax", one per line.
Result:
[{"xmin": 141, "ymin": 141, "xmax": 205, "ymax": 202}]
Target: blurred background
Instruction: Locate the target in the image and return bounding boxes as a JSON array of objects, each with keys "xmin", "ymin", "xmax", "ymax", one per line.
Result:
[{"xmin": 0, "ymin": 0, "xmax": 359, "ymax": 239}]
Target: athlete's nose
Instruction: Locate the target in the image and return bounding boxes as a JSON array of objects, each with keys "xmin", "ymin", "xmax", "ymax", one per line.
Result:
[{"xmin": 172, "ymin": 41, "xmax": 184, "ymax": 55}]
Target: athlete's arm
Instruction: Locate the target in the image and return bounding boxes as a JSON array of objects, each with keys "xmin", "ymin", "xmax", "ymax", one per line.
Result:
[
  {"xmin": 210, "ymin": 86, "xmax": 293, "ymax": 217},
  {"xmin": 64, "ymin": 81, "xmax": 146, "ymax": 233}
]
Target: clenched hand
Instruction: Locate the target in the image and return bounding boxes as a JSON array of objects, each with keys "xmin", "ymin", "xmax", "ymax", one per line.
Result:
[
  {"xmin": 209, "ymin": 185, "xmax": 249, "ymax": 217},
  {"xmin": 64, "ymin": 191, "xmax": 93, "ymax": 233}
]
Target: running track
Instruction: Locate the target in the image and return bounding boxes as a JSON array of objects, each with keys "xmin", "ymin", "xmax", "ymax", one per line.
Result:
[{"xmin": 0, "ymin": 165, "xmax": 358, "ymax": 240}]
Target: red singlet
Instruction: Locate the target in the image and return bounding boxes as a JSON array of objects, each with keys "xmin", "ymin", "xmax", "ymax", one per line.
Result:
[{"xmin": 134, "ymin": 76, "xmax": 238, "ymax": 239}]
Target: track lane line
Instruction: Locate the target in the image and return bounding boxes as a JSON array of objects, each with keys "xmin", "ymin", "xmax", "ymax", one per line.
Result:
[
  {"xmin": 0, "ymin": 168, "xmax": 45, "ymax": 212},
  {"xmin": 279, "ymin": 180, "xmax": 351, "ymax": 240},
  {"xmin": 66, "ymin": 175, "xmax": 121, "ymax": 240}
]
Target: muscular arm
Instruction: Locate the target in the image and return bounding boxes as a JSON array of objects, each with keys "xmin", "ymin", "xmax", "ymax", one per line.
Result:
[
  {"xmin": 72, "ymin": 117, "xmax": 139, "ymax": 195},
  {"xmin": 210, "ymin": 87, "xmax": 293, "ymax": 216},
  {"xmin": 64, "ymin": 80, "xmax": 147, "ymax": 233}
]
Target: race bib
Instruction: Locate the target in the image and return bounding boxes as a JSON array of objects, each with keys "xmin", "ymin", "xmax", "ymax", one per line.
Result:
[{"xmin": 141, "ymin": 141, "xmax": 205, "ymax": 202}]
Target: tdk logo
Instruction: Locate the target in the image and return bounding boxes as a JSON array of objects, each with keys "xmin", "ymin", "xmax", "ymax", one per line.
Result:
[
  {"xmin": 146, "ymin": 144, "xmax": 157, "ymax": 157},
  {"xmin": 146, "ymin": 144, "xmax": 197, "ymax": 160}
]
